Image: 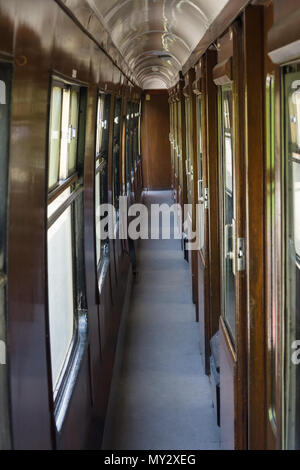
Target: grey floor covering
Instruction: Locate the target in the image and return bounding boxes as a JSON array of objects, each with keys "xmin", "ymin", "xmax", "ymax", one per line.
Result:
[{"xmin": 102, "ymin": 191, "xmax": 220, "ymax": 450}]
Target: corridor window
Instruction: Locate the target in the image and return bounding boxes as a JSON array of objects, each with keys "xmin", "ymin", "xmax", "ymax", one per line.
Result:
[
  {"xmin": 133, "ymin": 102, "xmax": 140, "ymax": 169},
  {"xmin": 48, "ymin": 202, "xmax": 74, "ymax": 389},
  {"xmin": 125, "ymin": 102, "xmax": 132, "ymax": 185},
  {"xmin": 138, "ymin": 100, "xmax": 142, "ymax": 157},
  {"xmin": 220, "ymin": 84, "xmax": 235, "ymax": 341},
  {"xmin": 174, "ymin": 101, "xmax": 179, "ymax": 179},
  {"xmin": 113, "ymin": 97, "xmax": 122, "ymax": 210},
  {"xmin": 47, "ymin": 78, "xmax": 87, "ymax": 403},
  {"xmin": 48, "ymin": 82, "xmax": 80, "ymax": 189},
  {"xmin": 265, "ymin": 74, "xmax": 277, "ymax": 428},
  {"xmin": 177, "ymin": 101, "xmax": 183, "ymax": 185},
  {"xmin": 196, "ymin": 95, "xmax": 205, "ymax": 253},
  {"xmin": 95, "ymin": 92, "xmax": 111, "ymax": 267},
  {"xmin": 283, "ymin": 67, "xmax": 300, "ymax": 450},
  {"xmin": 129, "ymin": 102, "xmax": 135, "ymax": 179},
  {"xmin": 185, "ymin": 98, "xmax": 192, "ymax": 176}
]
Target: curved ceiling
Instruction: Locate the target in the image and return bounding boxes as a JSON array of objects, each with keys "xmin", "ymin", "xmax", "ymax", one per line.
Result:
[{"xmin": 86, "ymin": 0, "xmax": 229, "ymax": 89}]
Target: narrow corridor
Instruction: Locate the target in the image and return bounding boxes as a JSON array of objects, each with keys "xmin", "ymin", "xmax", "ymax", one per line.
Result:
[{"xmin": 102, "ymin": 191, "xmax": 220, "ymax": 450}]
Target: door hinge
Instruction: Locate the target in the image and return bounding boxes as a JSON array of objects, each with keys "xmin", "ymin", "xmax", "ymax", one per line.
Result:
[{"xmin": 237, "ymin": 237, "xmax": 246, "ymax": 272}]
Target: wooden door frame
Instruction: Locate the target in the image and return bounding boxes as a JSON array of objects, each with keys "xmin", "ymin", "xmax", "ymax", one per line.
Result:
[
  {"xmin": 183, "ymin": 69, "xmax": 199, "ymax": 311},
  {"xmin": 243, "ymin": 4, "xmax": 268, "ymax": 450},
  {"xmin": 193, "ymin": 56, "xmax": 212, "ymax": 373},
  {"xmin": 205, "ymin": 50, "xmax": 221, "ymax": 345},
  {"xmin": 178, "ymin": 76, "xmax": 188, "ymax": 210},
  {"xmin": 214, "ymin": 21, "xmax": 248, "ymax": 450}
]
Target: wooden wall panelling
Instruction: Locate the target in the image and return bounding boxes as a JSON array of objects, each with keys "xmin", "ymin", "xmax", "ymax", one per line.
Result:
[
  {"xmin": 214, "ymin": 33, "xmax": 237, "ymax": 449},
  {"xmin": 244, "ymin": 4, "xmax": 267, "ymax": 450},
  {"xmin": 141, "ymin": 90, "xmax": 171, "ymax": 190},
  {"xmin": 214, "ymin": 22, "xmax": 248, "ymax": 450},
  {"xmin": 8, "ymin": 0, "xmax": 57, "ymax": 449},
  {"xmin": 194, "ymin": 57, "xmax": 211, "ymax": 374},
  {"xmin": 231, "ymin": 19, "xmax": 248, "ymax": 451},
  {"xmin": 206, "ymin": 49, "xmax": 220, "ymax": 341},
  {"xmin": 179, "ymin": 78, "xmax": 188, "ymax": 209},
  {"xmin": 3, "ymin": 0, "xmax": 140, "ymax": 449},
  {"xmin": 184, "ymin": 68, "xmax": 199, "ymax": 312}
]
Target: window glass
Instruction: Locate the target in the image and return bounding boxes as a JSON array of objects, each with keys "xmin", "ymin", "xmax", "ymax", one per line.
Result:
[
  {"xmin": 172, "ymin": 103, "xmax": 176, "ymax": 171},
  {"xmin": 185, "ymin": 97, "xmax": 192, "ymax": 202},
  {"xmin": 47, "ymin": 78, "xmax": 86, "ymax": 407},
  {"xmin": 284, "ymin": 68, "xmax": 300, "ymax": 449},
  {"xmin": 266, "ymin": 74, "xmax": 277, "ymax": 426},
  {"xmin": 292, "ymin": 161, "xmax": 300, "ymax": 255},
  {"xmin": 174, "ymin": 101, "xmax": 178, "ymax": 178},
  {"xmin": 113, "ymin": 97, "xmax": 122, "ymax": 210},
  {"xmin": 185, "ymin": 98, "xmax": 191, "ymax": 167},
  {"xmin": 48, "ymin": 83, "xmax": 80, "ymax": 188},
  {"xmin": 138, "ymin": 100, "xmax": 142, "ymax": 156},
  {"xmin": 178, "ymin": 101, "xmax": 183, "ymax": 186},
  {"xmin": 96, "ymin": 94, "xmax": 105, "ymax": 157},
  {"xmin": 95, "ymin": 93, "xmax": 111, "ymax": 267},
  {"xmin": 169, "ymin": 101, "xmax": 173, "ymax": 166},
  {"xmin": 60, "ymin": 88, "xmax": 71, "ymax": 180},
  {"xmin": 126, "ymin": 102, "xmax": 132, "ymax": 184},
  {"xmin": 48, "ymin": 206, "xmax": 74, "ymax": 390},
  {"xmin": 48, "ymin": 87, "xmax": 62, "ymax": 188},
  {"xmin": 95, "ymin": 171, "xmax": 101, "ymax": 265},
  {"xmin": 69, "ymin": 89, "xmax": 79, "ymax": 173},
  {"xmin": 220, "ymin": 84, "xmax": 235, "ymax": 340},
  {"xmin": 196, "ymin": 95, "xmax": 205, "ymax": 253},
  {"xmin": 134, "ymin": 102, "xmax": 139, "ymax": 168}
]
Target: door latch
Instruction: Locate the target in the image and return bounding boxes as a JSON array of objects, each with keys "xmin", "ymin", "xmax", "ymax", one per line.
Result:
[
  {"xmin": 204, "ymin": 188, "xmax": 209, "ymax": 209},
  {"xmin": 237, "ymin": 237, "xmax": 246, "ymax": 272}
]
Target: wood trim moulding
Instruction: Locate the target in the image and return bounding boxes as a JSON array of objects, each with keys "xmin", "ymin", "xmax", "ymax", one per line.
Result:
[
  {"xmin": 268, "ymin": 7, "xmax": 300, "ymax": 64},
  {"xmin": 213, "ymin": 57, "xmax": 233, "ymax": 86}
]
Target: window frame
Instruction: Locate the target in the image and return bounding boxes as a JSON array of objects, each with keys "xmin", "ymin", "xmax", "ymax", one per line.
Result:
[
  {"xmin": 112, "ymin": 96, "xmax": 122, "ymax": 211},
  {"xmin": 282, "ymin": 64, "xmax": 300, "ymax": 450},
  {"xmin": 46, "ymin": 76, "xmax": 88, "ymax": 430},
  {"xmin": 219, "ymin": 82, "xmax": 236, "ymax": 344},
  {"xmin": 48, "ymin": 80, "xmax": 80, "ymax": 193},
  {"xmin": 95, "ymin": 91, "xmax": 111, "ymax": 276}
]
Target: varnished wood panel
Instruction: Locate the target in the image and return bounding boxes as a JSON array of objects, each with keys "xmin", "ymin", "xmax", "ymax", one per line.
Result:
[
  {"xmin": 243, "ymin": 5, "xmax": 266, "ymax": 450},
  {"xmin": 141, "ymin": 90, "xmax": 171, "ymax": 190},
  {"xmin": 196, "ymin": 55, "xmax": 212, "ymax": 374},
  {"xmin": 3, "ymin": 0, "xmax": 139, "ymax": 450},
  {"xmin": 205, "ymin": 50, "xmax": 220, "ymax": 340}
]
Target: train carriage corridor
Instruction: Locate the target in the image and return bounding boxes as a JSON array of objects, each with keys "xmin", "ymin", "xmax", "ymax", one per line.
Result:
[
  {"xmin": 1, "ymin": 0, "xmax": 300, "ymax": 452},
  {"xmin": 102, "ymin": 191, "xmax": 220, "ymax": 450}
]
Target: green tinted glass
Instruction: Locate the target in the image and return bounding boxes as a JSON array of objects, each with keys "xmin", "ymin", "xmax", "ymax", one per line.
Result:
[
  {"xmin": 221, "ymin": 84, "xmax": 235, "ymax": 341},
  {"xmin": 49, "ymin": 87, "xmax": 62, "ymax": 188},
  {"xmin": 68, "ymin": 90, "xmax": 79, "ymax": 173}
]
